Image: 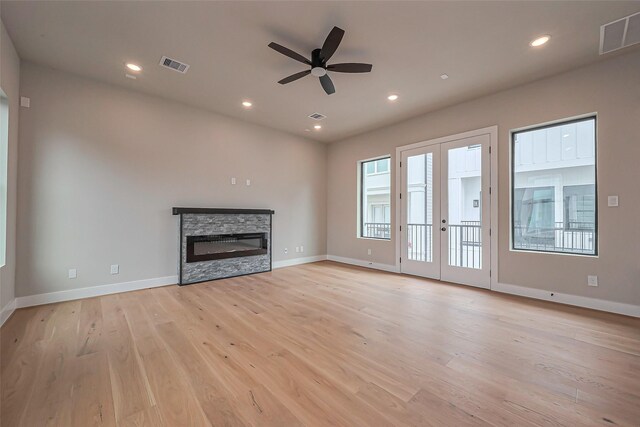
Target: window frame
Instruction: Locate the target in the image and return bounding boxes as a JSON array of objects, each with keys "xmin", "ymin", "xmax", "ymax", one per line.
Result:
[
  {"xmin": 0, "ymin": 89, "xmax": 8, "ymax": 267},
  {"xmin": 510, "ymin": 115, "xmax": 598, "ymax": 256},
  {"xmin": 359, "ymin": 156, "xmax": 392, "ymax": 240}
]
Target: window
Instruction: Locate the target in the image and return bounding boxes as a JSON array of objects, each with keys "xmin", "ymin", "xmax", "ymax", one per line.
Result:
[
  {"xmin": 360, "ymin": 157, "xmax": 391, "ymax": 239},
  {"xmin": 0, "ymin": 90, "xmax": 8, "ymax": 266},
  {"xmin": 365, "ymin": 158, "xmax": 389, "ymax": 175},
  {"xmin": 512, "ymin": 116, "xmax": 597, "ymax": 255}
]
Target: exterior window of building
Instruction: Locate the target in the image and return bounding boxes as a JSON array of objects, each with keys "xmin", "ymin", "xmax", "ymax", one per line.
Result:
[
  {"xmin": 0, "ymin": 90, "xmax": 8, "ymax": 267},
  {"xmin": 360, "ymin": 157, "xmax": 391, "ymax": 239},
  {"xmin": 512, "ymin": 116, "xmax": 597, "ymax": 255}
]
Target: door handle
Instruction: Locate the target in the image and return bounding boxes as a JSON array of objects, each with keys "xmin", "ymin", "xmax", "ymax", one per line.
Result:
[{"xmin": 441, "ymin": 227, "xmax": 447, "ymax": 231}]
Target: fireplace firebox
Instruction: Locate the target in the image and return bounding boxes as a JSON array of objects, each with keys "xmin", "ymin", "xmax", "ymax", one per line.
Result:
[{"xmin": 186, "ymin": 233, "xmax": 268, "ymax": 263}]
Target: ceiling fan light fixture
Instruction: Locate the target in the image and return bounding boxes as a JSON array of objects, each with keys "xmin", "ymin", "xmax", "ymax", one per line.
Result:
[{"xmin": 311, "ymin": 67, "xmax": 327, "ymax": 77}]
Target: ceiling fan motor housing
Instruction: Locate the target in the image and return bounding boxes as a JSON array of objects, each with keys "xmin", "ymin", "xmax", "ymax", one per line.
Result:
[{"xmin": 311, "ymin": 49, "xmax": 327, "ymax": 76}]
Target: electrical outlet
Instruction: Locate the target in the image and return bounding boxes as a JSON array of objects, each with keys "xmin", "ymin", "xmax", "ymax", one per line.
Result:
[
  {"xmin": 607, "ymin": 195, "xmax": 619, "ymax": 207},
  {"xmin": 110, "ymin": 264, "xmax": 119, "ymax": 275},
  {"xmin": 300, "ymin": 245, "xmax": 304, "ymax": 253},
  {"xmin": 68, "ymin": 268, "xmax": 77, "ymax": 279},
  {"xmin": 367, "ymin": 249, "xmax": 372, "ymax": 255},
  {"xmin": 588, "ymin": 275, "xmax": 598, "ymax": 287},
  {"xmin": 295, "ymin": 246, "xmax": 300, "ymax": 253},
  {"xmin": 284, "ymin": 248, "xmax": 288, "ymax": 254},
  {"xmin": 246, "ymin": 179, "xmax": 251, "ymax": 186},
  {"xmin": 231, "ymin": 177, "xmax": 236, "ymax": 185}
]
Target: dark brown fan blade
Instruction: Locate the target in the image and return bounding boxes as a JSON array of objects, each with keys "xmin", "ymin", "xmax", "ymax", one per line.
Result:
[
  {"xmin": 320, "ymin": 26, "xmax": 345, "ymax": 62},
  {"xmin": 278, "ymin": 69, "xmax": 311, "ymax": 84},
  {"xmin": 327, "ymin": 63, "xmax": 373, "ymax": 73},
  {"xmin": 268, "ymin": 42, "xmax": 311, "ymax": 65},
  {"xmin": 319, "ymin": 74, "xmax": 335, "ymax": 95}
]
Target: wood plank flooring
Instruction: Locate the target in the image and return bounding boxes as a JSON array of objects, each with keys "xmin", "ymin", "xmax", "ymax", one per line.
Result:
[{"xmin": 2, "ymin": 261, "xmax": 639, "ymax": 426}]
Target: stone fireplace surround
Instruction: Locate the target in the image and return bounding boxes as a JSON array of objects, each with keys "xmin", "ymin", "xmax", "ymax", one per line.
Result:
[{"xmin": 173, "ymin": 207, "xmax": 275, "ymax": 285}]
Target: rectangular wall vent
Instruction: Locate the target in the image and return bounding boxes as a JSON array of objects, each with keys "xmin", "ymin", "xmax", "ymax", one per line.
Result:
[
  {"xmin": 600, "ymin": 11, "xmax": 640, "ymax": 54},
  {"xmin": 308, "ymin": 113, "xmax": 326, "ymax": 121},
  {"xmin": 159, "ymin": 56, "xmax": 190, "ymax": 73}
]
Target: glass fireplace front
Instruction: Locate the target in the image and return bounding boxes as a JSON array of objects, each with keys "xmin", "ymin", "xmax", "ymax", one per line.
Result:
[{"xmin": 186, "ymin": 233, "xmax": 268, "ymax": 263}]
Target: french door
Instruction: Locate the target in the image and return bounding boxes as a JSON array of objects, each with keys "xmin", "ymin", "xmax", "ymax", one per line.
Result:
[{"xmin": 400, "ymin": 134, "xmax": 491, "ymax": 289}]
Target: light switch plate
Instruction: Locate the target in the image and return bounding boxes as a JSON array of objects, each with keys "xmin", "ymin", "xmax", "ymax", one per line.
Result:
[
  {"xmin": 246, "ymin": 179, "xmax": 251, "ymax": 186},
  {"xmin": 607, "ymin": 195, "xmax": 619, "ymax": 207},
  {"xmin": 110, "ymin": 264, "xmax": 119, "ymax": 275},
  {"xmin": 588, "ymin": 275, "xmax": 598, "ymax": 287},
  {"xmin": 20, "ymin": 96, "xmax": 30, "ymax": 108},
  {"xmin": 68, "ymin": 268, "xmax": 77, "ymax": 279},
  {"xmin": 231, "ymin": 177, "xmax": 236, "ymax": 185}
]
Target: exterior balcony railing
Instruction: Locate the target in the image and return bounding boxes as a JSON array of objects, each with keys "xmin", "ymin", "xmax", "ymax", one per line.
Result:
[
  {"xmin": 513, "ymin": 222, "xmax": 595, "ymax": 254},
  {"xmin": 376, "ymin": 221, "xmax": 596, "ymax": 266},
  {"xmin": 363, "ymin": 222, "xmax": 391, "ymax": 239}
]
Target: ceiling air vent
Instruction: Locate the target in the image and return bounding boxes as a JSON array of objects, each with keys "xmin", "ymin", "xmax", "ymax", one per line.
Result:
[
  {"xmin": 308, "ymin": 113, "xmax": 326, "ymax": 121},
  {"xmin": 600, "ymin": 11, "xmax": 640, "ymax": 55},
  {"xmin": 159, "ymin": 56, "xmax": 190, "ymax": 73}
]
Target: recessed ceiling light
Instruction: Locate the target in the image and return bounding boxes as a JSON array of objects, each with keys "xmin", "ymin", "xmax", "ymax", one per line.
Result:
[
  {"xmin": 242, "ymin": 101, "xmax": 253, "ymax": 108},
  {"xmin": 314, "ymin": 124, "xmax": 322, "ymax": 130},
  {"xmin": 530, "ymin": 35, "xmax": 551, "ymax": 47},
  {"xmin": 387, "ymin": 94, "xmax": 398, "ymax": 101},
  {"xmin": 126, "ymin": 63, "xmax": 142, "ymax": 72},
  {"xmin": 440, "ymin": 74, "xmax": 449, "ymax": 80},
  {"xmin": 125, "ymin": 74, "xmax": 137, "ymax": 80}
]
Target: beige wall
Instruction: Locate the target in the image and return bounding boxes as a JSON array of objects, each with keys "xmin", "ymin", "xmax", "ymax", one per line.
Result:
[
  {"xmin": 17, "ymin": 63, "xmax": 327, "ymax": 298},
  {"xmin": 328, "ymin": 50, "xmax": 640, "ymax": 306},
  {"xmin": 0, "ymin": 20, "xmax": 19, "ymax": 310}
]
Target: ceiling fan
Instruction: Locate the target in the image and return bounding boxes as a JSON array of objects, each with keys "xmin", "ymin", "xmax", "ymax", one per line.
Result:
[{"xmin": 268, "ymin": 26, "xmax": 372, "ymax": 95}]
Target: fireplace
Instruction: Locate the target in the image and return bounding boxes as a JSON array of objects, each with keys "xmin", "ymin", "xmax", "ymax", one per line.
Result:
[
  {"xmin": 186, "ymin": 233, "xmax": 268, "ymax": 263},
  {"xmin": 173, "ymin": 207, "xmax": 274, "ymax": 285}
]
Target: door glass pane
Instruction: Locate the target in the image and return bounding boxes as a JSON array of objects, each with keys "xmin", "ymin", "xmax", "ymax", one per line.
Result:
[
  {"xmin": 447, "ymin": 145, "xmax": 482, "ymax": 269},
  {"xmin": 406, "ymin": 153, "xmax": 433, "ymax": 262}
]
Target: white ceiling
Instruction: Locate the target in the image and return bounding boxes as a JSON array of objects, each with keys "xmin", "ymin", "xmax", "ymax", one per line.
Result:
[{"xmin": 2, "ymin": 1, "xmax": 639, "ymax": 143}]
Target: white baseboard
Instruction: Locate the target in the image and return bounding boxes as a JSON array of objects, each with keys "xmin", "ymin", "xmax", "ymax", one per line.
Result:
[
  {"xmin": 1, "ymin": 298, "xmax": 16, "ymax": 326},
  {"xmin": 7, "ymin": 261, "xmax": 637, "ymax": 319},
  {"xmin": 7, "ymin": 256, "xmax": 328, "ymax": 313},
  {"xmin": 493, "ymin": 282, "xmax": 640, "ymax": 318},
  {"xmin": 273, "ymin": 255, "xmax": 327, "ymax": 269},
  {"xmin": 327, "ymin": 255, "xmax": 400, "ymax": 273},
  {"xmin": 14, "ymin": 275, "xmax": 179, "ymax": 309},
  {"xmin": 326, "ymin": 255, "xmax": 638, "ymax": 318}
]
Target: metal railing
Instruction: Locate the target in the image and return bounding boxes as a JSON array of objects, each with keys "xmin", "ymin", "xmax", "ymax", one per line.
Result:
[
  {"xmin": 363, "ymin": 222, "xmax": 391, "ymax": 239},
  {"xmin": 448, "ymin": 224, "xmax": 482, "ymax": 269},
  {"xmin": 406, "ymin": 223, "xmax": 482, "ymax": 268},
  {"xmin": 514, "ymin": 222, "xmax": 595, "ymax": 254},
  {"xmin": 407, "ymin": 224, "xmax": 433, "ymax": 262}
]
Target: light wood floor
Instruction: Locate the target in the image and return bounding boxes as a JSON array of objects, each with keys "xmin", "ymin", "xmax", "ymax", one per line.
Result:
[{"xmin": 2, "ymin": 261, "xmax": 639, "ymax": 426}]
